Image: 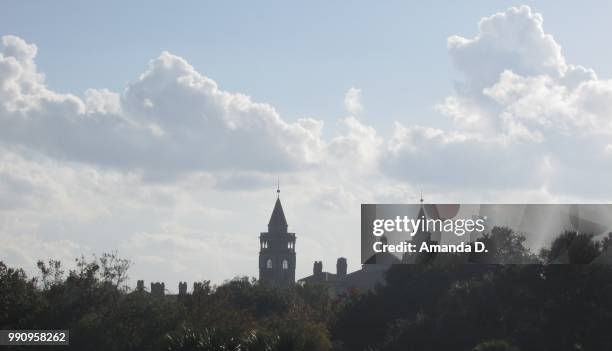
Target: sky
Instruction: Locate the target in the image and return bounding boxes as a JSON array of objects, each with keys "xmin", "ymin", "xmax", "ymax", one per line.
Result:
[{"xmin": 2, "ymin": 1, "xmax": 612, "ymax": 291}]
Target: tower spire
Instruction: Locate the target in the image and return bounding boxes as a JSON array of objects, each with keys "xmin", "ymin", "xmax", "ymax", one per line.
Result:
[{"xmin": 259, "ymin": 179, "xmax": 296, "ymax": 286}]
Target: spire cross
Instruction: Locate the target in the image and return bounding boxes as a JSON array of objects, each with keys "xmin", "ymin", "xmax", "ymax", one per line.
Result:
[
  {"xmin": 420, "ymin": 189, "xmax": 424, "ymax": 204},
  {"xmin": 277, "ymin": 178, "xmax": 280, "ymax": 197}
]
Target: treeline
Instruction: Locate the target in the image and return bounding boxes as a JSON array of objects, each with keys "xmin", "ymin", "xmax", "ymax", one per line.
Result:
[
  {"xmin": 1, "ymin": 252, "xmax": 337, "ymax": 350},
  {"xmin": 1, "ymin": 228, "xmax": 612, "ymax": 351}
]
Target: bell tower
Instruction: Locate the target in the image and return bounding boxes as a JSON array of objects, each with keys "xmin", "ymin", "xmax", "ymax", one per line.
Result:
[{"xmin": 258, "ymin": 185, "xmax": 296, "ymax": 286}]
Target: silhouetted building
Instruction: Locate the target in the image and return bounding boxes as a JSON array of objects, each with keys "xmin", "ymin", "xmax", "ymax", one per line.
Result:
[
  {"xmin": 300, "ymin": 259, "xmax": 344, "ymax": 285},
  {"xmin": 150, "ymin": 282, "xmax": 165, "ymax": 296},
  {"xmin": 258, "ymin": 187, "xmax": 296, "ymax": 286},
  {"xmin": 336, "ymin": 257, "xmax": 347, "ymax": 277},
  {"xmin": 313, "ymin": 261, "xmax": 323, "ymax": 275},
  {"xmin": 365, "ymin": 235, "xmax": 402, "ymax": 265},
  {"xmin": 299, "ymin": 257, "xmax": 391, "ymax": 295},
  {"xmin": 178, "ymin": 281, "xmax": 187, "ymax": 295},
  {"xmin": 300, "ymin": 196, "xmax": 437, "ymax": 294},
  {"xmin": 136, "ymin": 280, "xmax": 145, "ymax": 292},
  {"xmin": 402, "ymin": 200, "xmax": 436, "ymax": 264}
]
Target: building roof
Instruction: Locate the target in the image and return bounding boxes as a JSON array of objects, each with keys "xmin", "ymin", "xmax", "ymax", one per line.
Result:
[
  {"xmin": 417, "ymin": 205, "xmax": 426, "ymax": 220},
  {"xmin": 299, "ymin": 271, "xmax": 337, "ymax": 284},
  {"xmin": 268, "ymin": 197, "xmax": 288, "ymax": 233},
  {"xmin": 298, "ymin": 265, "xmax": 389, "ymax": 294}
]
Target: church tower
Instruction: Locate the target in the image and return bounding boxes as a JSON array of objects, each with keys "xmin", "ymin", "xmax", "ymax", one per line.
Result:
[
  {"xmin": 258, "ymin": 186, "xmax": 296, "ymax": 286},
  {"xmin": 402, "ymin": 192, "xmax": 436, "ymax": 264}
]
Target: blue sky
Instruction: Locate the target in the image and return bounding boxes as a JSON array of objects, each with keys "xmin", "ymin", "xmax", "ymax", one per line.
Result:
[
  {"xmin": 4, "ymin": 0, "xmax": 612, "ymax": 137},
  {"xmin": 2, "ymin": 2, "xmax": 612, "ymax": 289}
]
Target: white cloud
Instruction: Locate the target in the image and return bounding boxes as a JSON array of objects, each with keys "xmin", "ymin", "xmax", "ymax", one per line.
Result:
[
  {"xmin": 438, "ymin": 5, "xmax": 612, "ymax": 140},
  {"xmin": 482, "ymin": 71, "xmax": 612, "ymax": 138},
  {"xmin": 402, "ymin": 5, "xmax": 612, "ymax": 198},
  {"xmin": 85, "ymin": 88, "xmax": 121, "ymax": 115},
  {"xmin": 343, "ymin": 87, "xmax": 363, "ymax": 115},
  {"xmin": 447, "ymin": 5, "xmax": 566, "ymax": 88},
  {"xmin": 0, "ymin": 40, "xmax": 327, "ymax": 176},
  {"xmin": 328, "ymin": 116, "xmax": 382, "ymax": 168}
]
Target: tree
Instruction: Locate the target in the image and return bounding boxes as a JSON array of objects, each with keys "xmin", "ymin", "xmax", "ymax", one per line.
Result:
[
  {"xmin": 98, "ymin": 251, "xmax": 132, "ymax": 290},
  {"xmin": 543, "ymin": 231, "xmax": 601, "ymax": 264},
  {"xmin": 472, "ymin": 226, "xmax": 539, "ymax": 264},
  {"xmin": 0, "ymin": 261, "xmax": 41, "ymax": 328},
  {"xmin": 36, "ymin": 259, "xmax": 64, "ymax": 290},
  {"xmin": 472, "ymin": 340, "xmax": 520, "ymax": 351}
]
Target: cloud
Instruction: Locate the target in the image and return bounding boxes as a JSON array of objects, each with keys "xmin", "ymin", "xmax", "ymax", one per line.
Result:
[
  {"xmin": 0, "ymin": 39, "xmax": 326, "ymax": 177},
  {"xmin": 328, "ymin": 116, "xmax": 382, "ymax": 168},
  {"xmin": 383, "ymin": 123, "xmax": 544, "ymax": 190},
  {"xmin": 386, "ymin": 5, "xmax": 612, "ymax": 198},
  {"xmin": 213, "ymin": 172, "xmax": 275, "ymax": 192},
  {"xmin": 482, "ymin": 70, "xmax": 612, "ymax": 137},
  {"xmin": 438, "ymin": 5, "xmax": 611, "ymax": 139},
  {"xmin": 447, "ymin": 5, "xmax": 566, "ymax": 89},
  {"xmin": 344, "ymin": 87, "xmax": 363, "ymax": 116},
  {"xmin": 0, "ymin": 34, "xmax": 395, "ymax": 287},
  {"xmin": 85, "ymin": 88, "xmax": 121, "ymax": 115}
]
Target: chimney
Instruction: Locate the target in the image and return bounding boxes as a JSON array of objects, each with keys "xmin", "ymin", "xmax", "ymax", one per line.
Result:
[
  {"xmin": 336, "ymin": 257, "xmax": 347, "ymax": 277},
  {"xmin": 136, "ymin": 280, "xmax": 144, "ymax": 291},
  {"xmin": 178, "ymin": 282, "xmax": 187, "ymax": 295},
  {"xmin": 313, "ymin": 261, "xmax": 323, "ymax": 275}
]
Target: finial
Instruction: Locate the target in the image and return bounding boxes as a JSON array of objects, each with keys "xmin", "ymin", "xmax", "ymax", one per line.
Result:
[
  {"xmin": 420, "ymin": 189, "xmax": 424, "ymax": 204},
  {"xmin": 277, "ymin": 177, "xmax": 280, "ymax": 197}
]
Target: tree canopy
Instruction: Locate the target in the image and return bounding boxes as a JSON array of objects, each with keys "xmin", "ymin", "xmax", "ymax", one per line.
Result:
[{"xmin": 2, "ymin": 227, "xmax": 612, "ymax": 350}]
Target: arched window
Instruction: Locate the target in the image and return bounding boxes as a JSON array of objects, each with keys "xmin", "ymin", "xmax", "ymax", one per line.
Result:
[
  {"xmin": 266, "ymin": 259, "xmax": 273, "ymax": 269},
  {"xmin": 282, "ymin": 259, "xmax": 288, "ymax": 269}
]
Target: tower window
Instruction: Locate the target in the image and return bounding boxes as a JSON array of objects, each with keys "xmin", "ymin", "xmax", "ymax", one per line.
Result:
[
  {"xmin": 266, "ymin": 259, "xmax": 273, "ymax": 269},
  {"xmin": 282, "ymin": 259, "xmax": 288, "ymax": 269}
]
